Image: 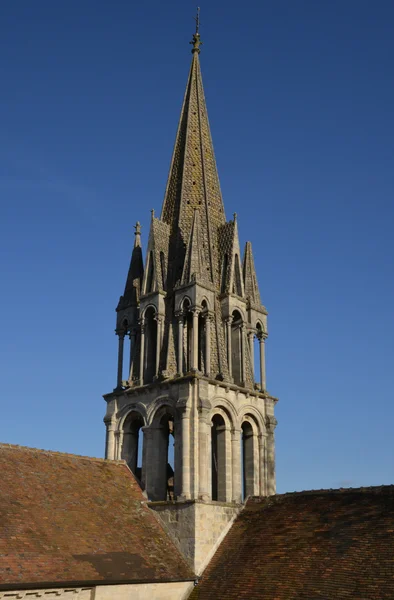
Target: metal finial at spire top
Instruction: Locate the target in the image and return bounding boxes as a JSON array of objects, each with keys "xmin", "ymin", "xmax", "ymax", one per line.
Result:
[
  {"xmin": 190, "ymin": 7, "xmax": 202, "ymax": 54},
  {"xmin": 194, "ymin": 6, "xmax": 200, "ymax": 34}
]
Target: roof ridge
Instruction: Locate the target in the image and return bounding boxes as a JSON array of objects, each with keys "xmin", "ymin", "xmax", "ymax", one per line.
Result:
[
  {"xmin": 0, "ymin": 442, "xmax": 126, "ymax": 465},
  {"xmin": 247, "ymin": 484, "xmax": 394, "ymax": 504}
]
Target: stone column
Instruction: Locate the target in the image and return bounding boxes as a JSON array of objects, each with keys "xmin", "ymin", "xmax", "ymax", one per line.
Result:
[
  {"xmin": 154, "ymin": 315, "xmax": 162, "ymax": 377},
  {"xmin": 231, "ymin": 429, "xmax": 242, "ymax": 503},
  {"xmin": 104, "ymin": 419, "xmax": 116, "ymax": 460},
  {"xmin": 198, "ymin": 408, "xmax": 210, "ymax": 501},
  {"xmin": 128, "ymin": 329, "xmax": 137, "ymax": 381},
  {"xmin": 205, "ymin": 314, "xmax": 212, "ymax": 377},
  {"xmin": 139, "ymin": 319, "xmax": 145, "ymax": 385},
  {"xmin": 191, "ymin": 308, "xmax": 200, "ymax": 371},
  {"xmin": 116, "ymin": 333, "xmax": 125, "ymax": 387},
  {"xmin": 115, "ymin": 429, "xmax": 124, "ymax": 460},
  {"xmin": 141, "ymin": 425, "xmax": 152, "ymax": 495},
  {"xmin": 176, "ymin": 312, "xmax": 184, "ymax": 375},
  {"xmin": 180, "ymin": 408, "xmax": 191, "ymax": 499},
  {"xmin": 241, "ymin": 324, "xmax": 246, "ymax": 386},
  {"xmin": 266, "ymin": 417, "xmax": 277, "ymax": 496},
  {"xmin": 225, "ymin": 316, "xmax": 233, "ymax": 378},
  {"xmin": 258, "ymin": 334, "xmax": 267, "ymax": 391},
  {"xmin": 247, "ymin": 331, "xmax": 255, "ymax": 379},
  {"xmin": 258, "ymin": 433, "xmax": 267, "ymax": 496}
]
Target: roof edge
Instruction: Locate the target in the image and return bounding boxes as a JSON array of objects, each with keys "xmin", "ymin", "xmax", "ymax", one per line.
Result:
[
  {"xmin": 248, "ymin": 484, "xmax": 394, "ymax": 503},
  {"xmin": 0, "ymin": 443, "xmax": 126, "ymax": 465},
  {"xmin": 0, "ymin": 576, "xmax": 197, "ymax": 592}
]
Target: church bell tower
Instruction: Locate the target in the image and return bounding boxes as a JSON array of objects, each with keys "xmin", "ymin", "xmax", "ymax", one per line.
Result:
[{"xmin": 103, "ymin": 17, "xmax": 278, "ymax": 572}]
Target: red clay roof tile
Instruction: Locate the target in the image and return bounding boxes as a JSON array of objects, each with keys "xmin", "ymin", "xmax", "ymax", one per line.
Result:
[
  {"xmin": 191, "ymin": 487, "xmax": 394, "ymax": 600},
  {"xmin": 0, "ymin": 444, "xmax": 194, "ymax": 588}
]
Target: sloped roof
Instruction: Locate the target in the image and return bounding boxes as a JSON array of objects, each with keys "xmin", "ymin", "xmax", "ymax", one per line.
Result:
[
  {"xmin": 0, "ymin": 444, "xmax": 194, "ymax": 590},
  {"xmin": 191, "ymin": 486, "xmax": 394, "ymax": 600}
]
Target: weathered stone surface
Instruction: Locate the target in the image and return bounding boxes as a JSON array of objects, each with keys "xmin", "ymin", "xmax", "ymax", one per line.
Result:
[{"xmin": 149, "ymin": 501, "xmax": 241, "ymax": 575}]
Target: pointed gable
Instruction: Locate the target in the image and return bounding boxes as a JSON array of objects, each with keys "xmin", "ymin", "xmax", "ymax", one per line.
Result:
[
  {"xmin": 142, "ymin": 213, "xmax": 170, "ymax": 294},
  {"xmin": 243, "ymin": 241, "xmax": 262, "ymax": 306},
  {"xmin": 182, "ymin": 209, "xmax": 206, "ymax": 284},
  {"xmin": 218, "ymin": 215, "xmax": 245, "ymax": 298}
]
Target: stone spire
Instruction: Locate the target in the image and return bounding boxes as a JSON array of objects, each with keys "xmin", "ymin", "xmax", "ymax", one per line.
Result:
[{"xmin": 161, "ymin": 28, "xmax": 226, "ymax": 289}]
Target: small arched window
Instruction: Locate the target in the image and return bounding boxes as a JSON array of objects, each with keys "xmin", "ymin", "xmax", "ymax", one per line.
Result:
[
  {"xmin": 160, "ymin": 252, "xmax": 166, "ymax": 291},
  {"xmin": 211, "ymin": 414, "xmax": 227, "ymax": 501},
  {"xmin": 144, "ymin": 307, "xmax": 157, "ymax": 383},
  {"xmin": 146, "ymin": 251, "xmax": 154, "ymax": 294},
  {"xmin": 221, "ymin": 254, "xmax": 228, "ymax": 293},
  {"xmin": 241, "ymin": 421, "xmax": 255, "ymax": 500},
  {"xmin": 232, "ymin": 254, "xmax": 243, "ymax": 296},
  {"xmin": 231, "ymin": 310, "xmax": 243, "ymax": 386}
]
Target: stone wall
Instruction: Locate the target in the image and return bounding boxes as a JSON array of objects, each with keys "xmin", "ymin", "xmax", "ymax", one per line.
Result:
[
  {"xmin": 149, "ymin": 500, "xmax": 242, "ymax": 574},
  {"xmin": 0, "ymin": 582, "xmax": 194, "ymax": 600}
]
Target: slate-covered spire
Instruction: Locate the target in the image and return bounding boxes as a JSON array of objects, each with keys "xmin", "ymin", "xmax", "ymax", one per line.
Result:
[
  {"xmin": 161, "ymin": 28, "xmax": 226, "ymax": 288},
  {"xmin": 243, "ymin": 241, "xmax": 261, "ymax": 306}
]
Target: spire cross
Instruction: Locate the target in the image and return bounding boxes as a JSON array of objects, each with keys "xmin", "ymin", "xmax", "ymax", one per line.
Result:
[
  {"xmin": 190, "ymin": 7, "xmax": 202, "ymax": 54},
  {"xmin": 194, "ymin": 7, "xmax": 200, "ymax": 34}
]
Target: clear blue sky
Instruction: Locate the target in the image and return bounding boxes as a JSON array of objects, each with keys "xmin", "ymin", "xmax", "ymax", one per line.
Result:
[{"xmin": 1, "ymin": 1, "xmax": 393, "ymax": 494}]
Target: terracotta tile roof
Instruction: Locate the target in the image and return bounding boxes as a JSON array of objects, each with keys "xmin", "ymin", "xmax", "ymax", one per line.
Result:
[
  {"xmin": 0, "ymin": 444, "xmax": 194, "ymax": 589},
  {"xmin": 191, "ymin": 486, "xmax": 394, "ymax": 600}
]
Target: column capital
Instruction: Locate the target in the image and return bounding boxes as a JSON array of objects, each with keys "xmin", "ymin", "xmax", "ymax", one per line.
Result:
[
  {"xmin": 104, "ymin": 417, "xmax": 116, "ymax": 430},
  {"xmin": 115, "ymin": 329, "xmax": 126, "ymax": 338},
  {"xmin": 190, "ymin": 305, "xmax": 201, "ymax": 316},
  {"xmin": 179, "ymin": 407, "xmax": 191, "ymax": 419},
  {"xmin": 257, "ymin": 332, "xmax": 268, "ymax": 342},
  {"xmin": 224, "ymin": 315, "xmax": 233, "ymax": 325},
  {"xmin": 175, "ymin": 310, "xmax": 184, "ymax": 321},
  {"xmin": 205, "ymin": 311, "xmax": 214, "ymax": 322},
  {"xmin": 265, "ymin": 416, "xmax": 278, "ymax": 433},
  {"xmin": 231, "ymin": 428, "xmax": 241, "ymax": 440}
]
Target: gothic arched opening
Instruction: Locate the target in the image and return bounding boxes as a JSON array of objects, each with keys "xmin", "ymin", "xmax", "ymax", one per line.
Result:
[
  {"xmin": 121, "ymin": 412, "xmax": 144, "ymax": 483},
  {"xmin": 231, "ymin": 310, "xmax": 243, "ymax": 386},
  {"xmin": 211, "ymin": 414, "xmax": 227, "ymax": 501},
  {"xmin": 144, "ymin": 307, "xmax": 157, "ymax": 384},
  {"xmin": 232, "ymin": 254, "xmax": 243, "ymax": 296},
  {"xmin": 241, "ymin": 421, "xmax": 255, "ymax": 500},
  {"xmin": 160, "ymin": 251, "xmax": 166, "ymax": 290},
  {"xmin": 182, "ymin": 299, "xmax": 192, "ymax": 373},
  {"xmin": 150, "ymin": 412, "xmax": 176, "ymax": 501},
  {"xmin": 221, "ymin": 253, "xmax": 228, "ymax": 293}
]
